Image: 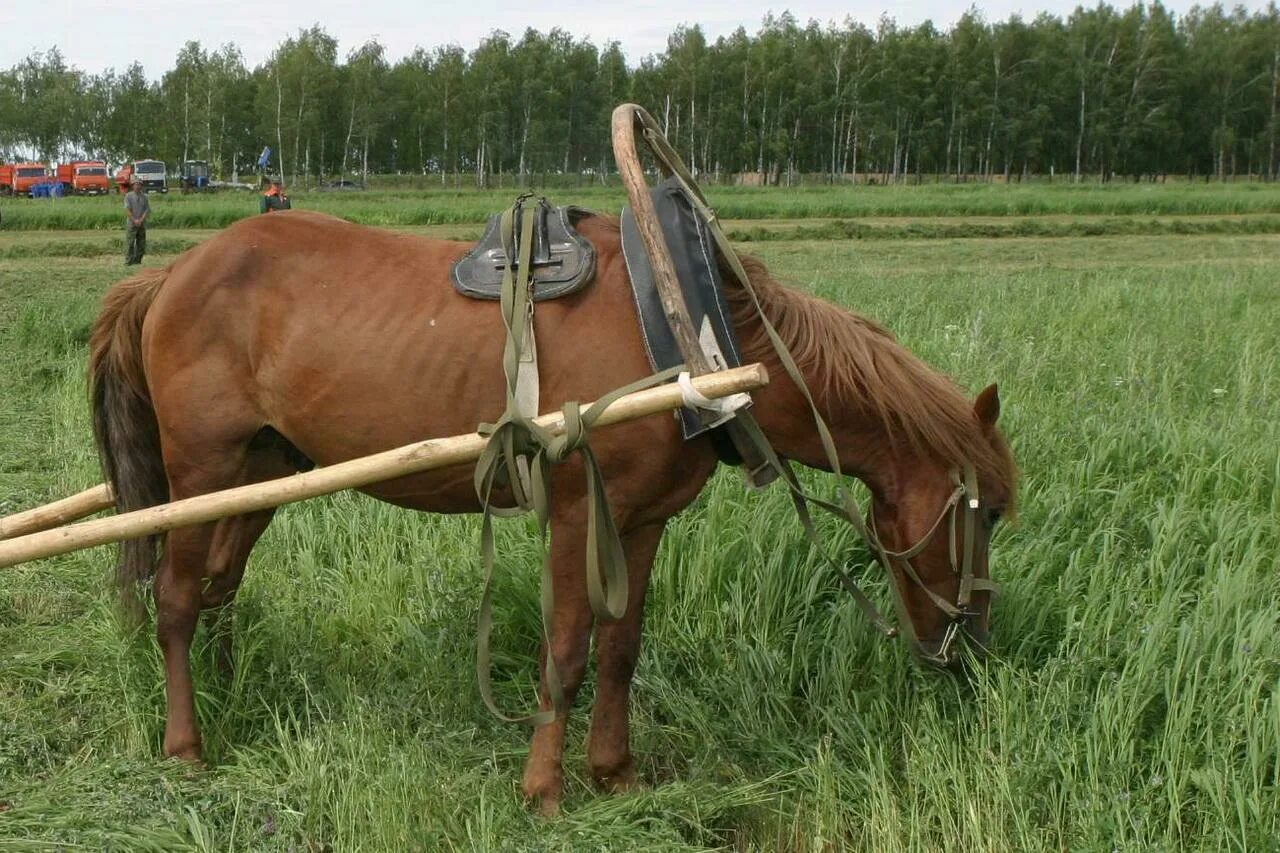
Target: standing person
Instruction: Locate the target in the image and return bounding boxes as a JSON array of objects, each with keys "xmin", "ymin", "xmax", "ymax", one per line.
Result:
[
  {"xmin": 260, "ymin": 178, "xmax": 291, "ymax": 214},
  {"xmin": 124, "ymin": 178, "xmax": 150, "ymax": 265}
]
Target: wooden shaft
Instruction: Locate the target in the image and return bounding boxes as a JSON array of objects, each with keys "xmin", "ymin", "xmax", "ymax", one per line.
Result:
[
  {"xmin": 611, "ymin": 103, "xmax": 712, "ymax": 377},
  {"xmin": 610, "ymin": 102, "xmax": 779, "ymax": 489},
  {"xmin": 1, "ymin": 483, "xmax": 114, "ymax": 540},
  {"xmin": 0, "ymin": 364, "xmax": 770, "ymax": 570}
]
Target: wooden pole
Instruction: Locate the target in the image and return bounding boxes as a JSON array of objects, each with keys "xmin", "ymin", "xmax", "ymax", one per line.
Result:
[
  {"xmin": 0, "ymin": 364, "xmax": 769, "ymax": 570},
  {"xmin": 611, "ymin": 103, "xmax": 712, "ymax": 379},
  {"xmin": 611, "ymin": 102, "xmax": 778, "ymax": 488},
  {"xmin": 1, "ymin": 484, "xmax": 114, "ymax": 540}
]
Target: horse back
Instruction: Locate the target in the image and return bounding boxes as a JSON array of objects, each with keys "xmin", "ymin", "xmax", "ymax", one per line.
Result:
[{"xmin": 138, "ymin": 210, "xmax": 715, "ymax": 522}]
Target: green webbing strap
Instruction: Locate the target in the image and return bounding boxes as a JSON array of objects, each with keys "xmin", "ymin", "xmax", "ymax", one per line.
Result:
[
  {"xmin": 473, "ymin": 194, "xmax": 687, "ymax": 724},
  {"xmin": 635, "ymin": 117, "xmax": 997, "ymax": 640},
  {"xmin": 634, "ymin": 123, "xmax": 900, "ymax": 635}
]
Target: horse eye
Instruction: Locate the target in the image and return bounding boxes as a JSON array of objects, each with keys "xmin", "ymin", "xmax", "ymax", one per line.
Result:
[{"xmin": 985, "ymin": 508, "xmax": 1003, "ymax": 528}]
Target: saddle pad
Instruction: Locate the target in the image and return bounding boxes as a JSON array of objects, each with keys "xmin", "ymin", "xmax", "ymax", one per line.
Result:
[
  {"xmin": 621, "ymin": 176, "xmax": 746, "ymax": 439},
  {"xmin": 452, "ymin": 202, "xmax": 596, "ymax": 301}
]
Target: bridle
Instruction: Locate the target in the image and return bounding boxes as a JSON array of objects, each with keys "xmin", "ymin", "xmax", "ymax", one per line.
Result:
[
  {"xmin": 758, "ymin": 439, "xmax": 998, "ymax": 661},
  {"xmin": 859, "ymin": 463, "xmax": 999, "ymax": 664}
]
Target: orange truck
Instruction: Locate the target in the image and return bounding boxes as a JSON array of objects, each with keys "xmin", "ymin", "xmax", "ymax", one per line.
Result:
[
  {"xmin": 114, "ymin": 159, "xmax": 167, "ymax": 193},
  {"xmin": 0, "ymin": 162, "xmax": 54, "ymax": 196},
  {"xmin": 56, "ymin": 160, "xmax": 113, "ymax": 195}
]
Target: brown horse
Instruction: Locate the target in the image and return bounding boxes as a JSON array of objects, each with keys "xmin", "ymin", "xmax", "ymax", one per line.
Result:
[{"xmin": 88, "ymin": 209, "xmax": 1015, "ymax": 814}]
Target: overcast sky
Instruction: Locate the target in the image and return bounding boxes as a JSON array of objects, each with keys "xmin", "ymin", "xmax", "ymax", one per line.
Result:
[{"xmin": 6, "ymin": 0, "xmax": 1272, "ymax": 78}]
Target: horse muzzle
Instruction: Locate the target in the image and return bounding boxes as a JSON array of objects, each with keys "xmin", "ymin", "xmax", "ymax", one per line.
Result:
[{"xmin": 912, "ymin": 618, "xmax": 990, "ymax": 672}]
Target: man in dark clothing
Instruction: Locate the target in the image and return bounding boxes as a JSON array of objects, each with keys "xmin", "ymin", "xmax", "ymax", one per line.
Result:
[
  {"xmin": 260, "ymin": 179, "xmax": 292, "ymax": 213},
  {"xmin": 124, "ymin": 179, "xmax": 150, "ymax": 265}
]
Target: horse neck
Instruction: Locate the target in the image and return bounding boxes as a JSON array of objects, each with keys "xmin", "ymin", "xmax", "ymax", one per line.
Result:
[
  {"xmin": 745, "ymin": 344, "xmax": 904, "ymax": 493},
  {"xmin": 732, "ymin": 288, "xmax": 940, "ymax": 498}
]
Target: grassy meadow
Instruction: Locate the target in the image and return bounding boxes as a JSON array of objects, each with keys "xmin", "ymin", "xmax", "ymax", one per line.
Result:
[{"xmin": 0, "ymin": 184, "xmax": 1278, "ymax": 850}]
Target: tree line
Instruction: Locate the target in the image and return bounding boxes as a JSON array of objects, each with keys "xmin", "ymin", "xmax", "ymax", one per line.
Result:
[{"xmin": 2, "ymin": 3, "xmax": 1279, "ymax": 185}]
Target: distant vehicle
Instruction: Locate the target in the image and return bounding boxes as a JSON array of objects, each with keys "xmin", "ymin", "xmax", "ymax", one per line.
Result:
[
  {"xmin": 31, "ymin": 181, "xmax": 65, "ymax": 198},
  {"xmin": 318, "ymin": 179, "xmax": 365, "ymax": 191},
  {"xmin": 56, "ymin": 160, "xmax": 112, "ymax": 195},
  {"xmin": 179, "ymin": 160, "xmax": 212, "ymax": 193},
  {"xmin": 116, "ymin": 159, "xmax": 167, "ymax": 193},
  {"xmin": 0, "ymin": 162, "xmax": 54, "ymax": 196}
]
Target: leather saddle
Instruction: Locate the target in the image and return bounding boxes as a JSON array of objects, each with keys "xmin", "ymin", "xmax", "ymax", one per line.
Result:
[{"xmin": 452, "ymin": 200, "xmax": 596, "ymax": 300}]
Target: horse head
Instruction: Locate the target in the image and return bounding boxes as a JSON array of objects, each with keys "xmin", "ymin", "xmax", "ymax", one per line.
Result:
[
  {"xmin": 726, "ymin": 258, "xmax": 1018, "ymax": 670},
  {"xmin": 866, "ymin": 383, "xmax": 1014, "ymax": 669}
]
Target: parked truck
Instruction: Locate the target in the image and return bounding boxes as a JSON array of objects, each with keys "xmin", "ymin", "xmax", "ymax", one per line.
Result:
[
  {"xmin": 179, "ymin": 160, "xmax": 211, "ymax": 192},
  {"xmin": 115, "ymin": 159, "xmax": 167, "ymax": 193},
  {"xmin": 56, "ymin": 160, "xmax": 112, "ymax": 195},
  {"xmin": 0, "ymin": 162, "xmax": 54, "ymax": 196}
]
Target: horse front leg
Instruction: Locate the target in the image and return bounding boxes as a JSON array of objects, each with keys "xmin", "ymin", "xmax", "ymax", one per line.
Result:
[
  {"xmin": 522, "ymin": 516, "xmax": 594, "ymax": 816},
  {"xmin": 586, "ymin": 521, "xmax": 664, "ymax": 793}
]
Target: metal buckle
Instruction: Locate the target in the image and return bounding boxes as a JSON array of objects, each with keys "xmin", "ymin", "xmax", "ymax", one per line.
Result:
[{"xmin": 934, "ymin": 619, "xmax": 965, "ymax": 662}]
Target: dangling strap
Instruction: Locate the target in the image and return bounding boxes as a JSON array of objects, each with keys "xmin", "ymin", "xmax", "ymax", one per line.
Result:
[
  {"xmin": 473, "ymin": 194, "xmax": 686, "ymax": 724},
  {"xmin": 631, "ymin": 123, "xmax": 899, "ymax": 635}
]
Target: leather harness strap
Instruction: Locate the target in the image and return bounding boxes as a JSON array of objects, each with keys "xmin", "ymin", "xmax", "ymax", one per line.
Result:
[{"xmin": 474, "ymin": 195, "xmax": 684, "ymax": 724}]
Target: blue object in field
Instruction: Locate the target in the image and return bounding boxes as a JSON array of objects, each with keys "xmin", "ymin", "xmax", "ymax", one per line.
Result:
[
  {"xmin": 257, "ymin": 147, "xmax": 272, "ymax": 169},
  {"xmin": 31, "ymin": 181, "xmax": 64, "ymax": 198}
]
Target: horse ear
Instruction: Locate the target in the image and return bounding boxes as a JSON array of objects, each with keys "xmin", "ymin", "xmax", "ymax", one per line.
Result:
[{"xmin": 974, "ymin": 383, "xmax": 1000, "ymax": 432}]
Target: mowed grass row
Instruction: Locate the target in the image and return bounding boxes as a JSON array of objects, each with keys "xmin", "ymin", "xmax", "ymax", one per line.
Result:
[
  {"xmin": 4, "ymin": 181, "xmax": 1280, "ymax": 231},
  {"xmin": 11, "ymin": 214, "xmax": 1280, "ymax": 261},
  {"xmin": 1, "ymin": 230, "xmax": 1277, "ymax": 849}
]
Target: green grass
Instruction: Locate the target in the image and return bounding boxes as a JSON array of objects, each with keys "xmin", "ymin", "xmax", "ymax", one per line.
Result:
[
  {"xmin": 0, "ymin": 196, "xmax": 1277, "ymax": 849},
  {"xmin": 0, "ymin": 235, "xmax": 201, "ymax": 260},
  {"xmin": 4, "ymin": 181, "xmax": 1280, "ymax": 231}
]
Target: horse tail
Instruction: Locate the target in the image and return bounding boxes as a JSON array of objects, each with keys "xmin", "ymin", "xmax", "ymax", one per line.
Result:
[{"xmin": 89, "ymin": 267, "xmax": 170, "ymax": 623}]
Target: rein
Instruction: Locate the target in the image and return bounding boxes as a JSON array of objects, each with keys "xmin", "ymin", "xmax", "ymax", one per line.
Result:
[{"xmin": 625, "ymin": 109, "xmax": 995, "ymax": 648}]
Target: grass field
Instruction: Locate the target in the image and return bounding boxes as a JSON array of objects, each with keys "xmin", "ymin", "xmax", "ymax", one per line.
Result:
[{"xmin": 0, "ymin": 184, "xmax": 1278, "ymax": 850}]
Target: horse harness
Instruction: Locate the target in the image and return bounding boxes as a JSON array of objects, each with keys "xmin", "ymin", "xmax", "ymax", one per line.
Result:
[{"xmin": 453, "ymin": 187, "xmax": 996, "ymax": 721}]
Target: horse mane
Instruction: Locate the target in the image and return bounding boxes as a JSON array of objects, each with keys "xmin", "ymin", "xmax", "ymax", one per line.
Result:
[{"xmin": 721, "ymin": 254, "xmax": 1016, "ymax": 498}]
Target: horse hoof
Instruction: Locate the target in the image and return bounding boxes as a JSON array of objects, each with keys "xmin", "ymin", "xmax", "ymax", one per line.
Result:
[
  {"xmin": 590, "ymin": 756, "xmax": 639, "ymax": 793},
  {"xmin": 523, "ymin": 786, "xmax": 563, "ymax": 818},
  {"xmin": 594, "ymin": 766, "xmax": 640, "ymax": 794},
  {"xmin": 522, "ymin": 773, "xmax": 564, "ymax": 818},
  {"xmin": 535, "ymin": 795, "xmax": 562, "ymax": 818},
  {"xmin": 164, "ymin": 740, "xmax": 204, "ymax": 765}
]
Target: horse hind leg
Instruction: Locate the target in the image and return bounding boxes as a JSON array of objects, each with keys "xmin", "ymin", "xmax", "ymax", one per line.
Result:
[
  {"xmin": 201, "ymin": 507, "xmax": 277, "ymax": 679},
  {"xmin": 200, "ymin": 426, "xmax": 304, "ymax": 677},
  {"xmin": 155, "ymin": 427, "xmax": 299, "ymax": 761}
]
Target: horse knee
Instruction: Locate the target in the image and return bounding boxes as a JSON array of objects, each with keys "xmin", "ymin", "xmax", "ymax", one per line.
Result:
[
  {"xmin": 546, "ymin": 626, "xmax": 592, "ymax": 694},
  {"xmin": 597, "ymin": 641, "xmax": 639, "ymax": 685}
]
